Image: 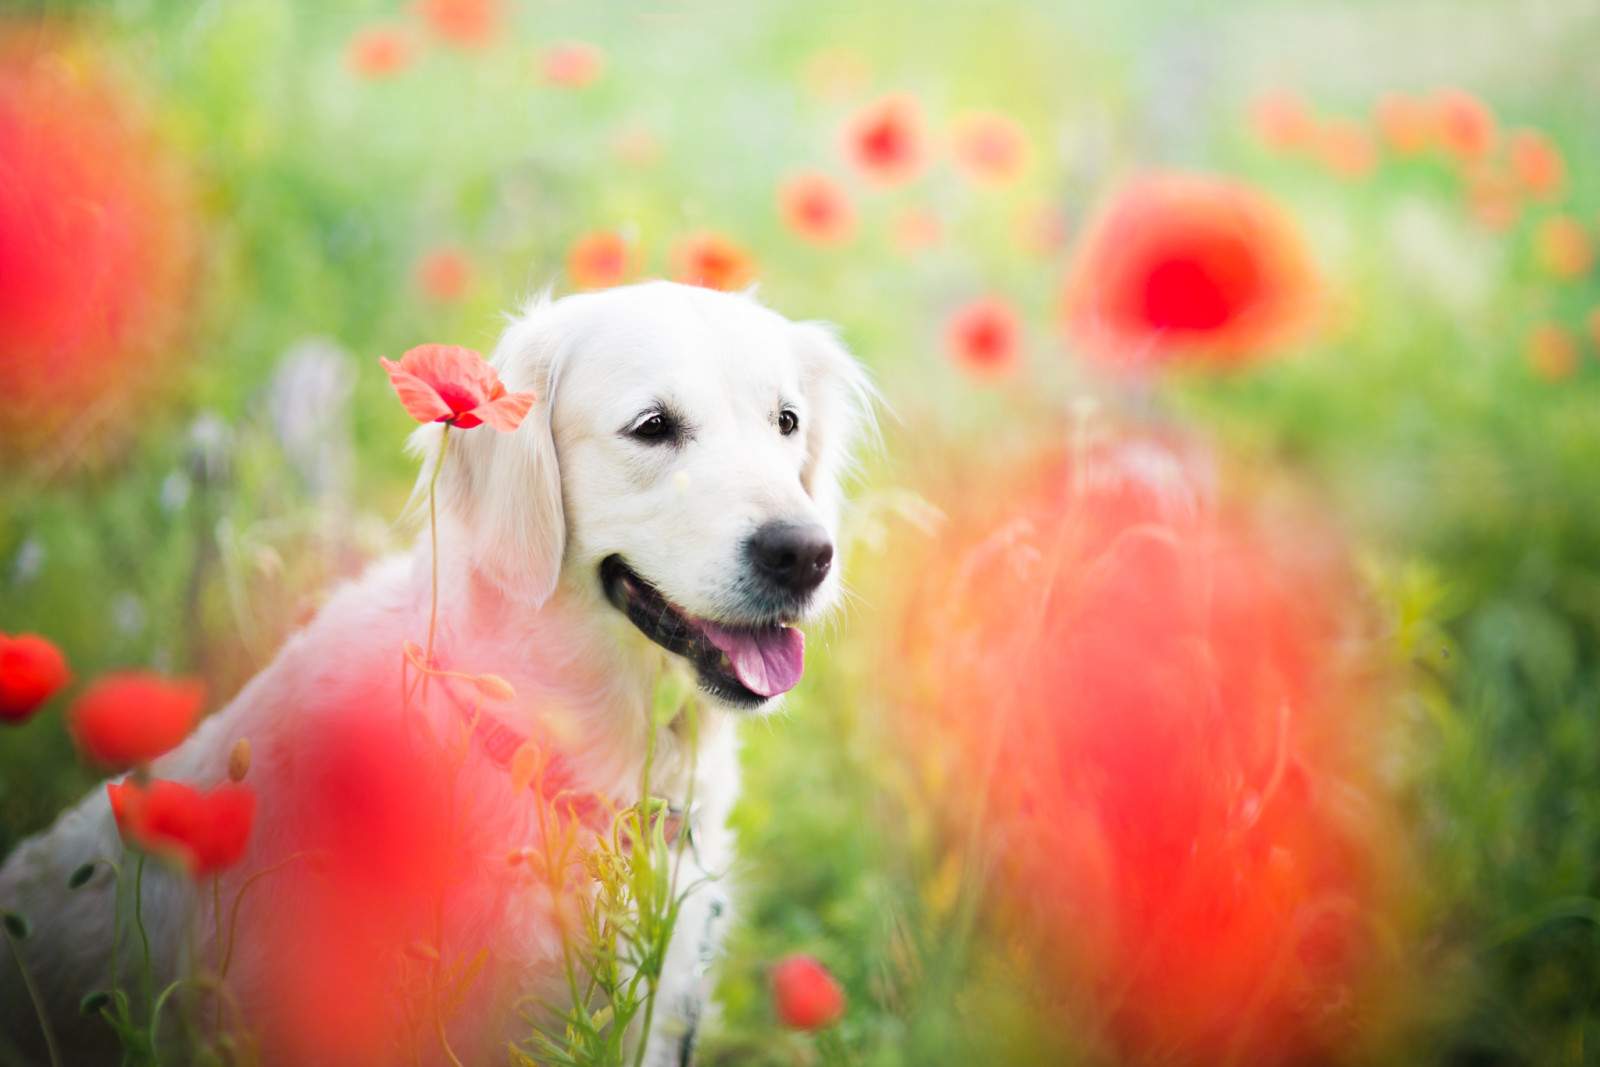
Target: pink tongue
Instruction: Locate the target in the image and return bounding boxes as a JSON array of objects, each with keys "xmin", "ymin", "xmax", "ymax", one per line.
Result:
[{"xmin": 701, "ymin": 623, "xmax": 805, "ymax": 698}]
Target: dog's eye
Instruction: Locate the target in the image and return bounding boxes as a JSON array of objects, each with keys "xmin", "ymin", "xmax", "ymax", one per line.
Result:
[
  {"xmin": 777, "ymin": 409, "xmax": 799, "ymax": 436},
  {"xmin": 629, "ymin": 413, "xmax": 674, "ymax": 442}
]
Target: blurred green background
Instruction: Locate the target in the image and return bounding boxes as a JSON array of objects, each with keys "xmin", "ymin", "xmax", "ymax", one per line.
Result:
[{"xmin": 3, "ymin": 0, "xmax": 1600, "ymax": 1063}]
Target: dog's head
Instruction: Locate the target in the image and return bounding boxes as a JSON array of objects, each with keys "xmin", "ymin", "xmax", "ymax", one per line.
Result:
[{"xmin": 416, "ymin": 281, "xmax": 874, "ymax": 710}]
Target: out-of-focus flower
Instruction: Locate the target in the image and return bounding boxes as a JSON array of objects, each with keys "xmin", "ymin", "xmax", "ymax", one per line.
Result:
[
  {"xmin": 108, "ymin": 778, "xmax": 255, "ymax": 878},
  {"xmin": 1533, "ymin": 215, "xmax": 1593, "ymax": 279},
  {"xmin": 1062, "ymin": 173, "xmax": 1318, "ymax": 371},
  {"xmin": 1509, "ymin": 129, "xmax": 1566, "ymax": 202},
  {"xmin": 538, "ymin": 41, "xmax": 605, "ymax": 88},
  {"xmin": 891, "ymin": 206, "xmax": 942, "ymax": 255},
  {"xmin": 946, "ymin": 298, "xmax": 1022, "ymax": 379},
  {"xmin": 1315, "ymin": 118, "xmax": 1377, "ymax": 178},
  {"xmin": 380, "ymin": 344, "xmax": 536, "ymax": 431},
  {"xmin": 670, "ymin": 232, "xmax": 756, "ymax": 291},
  {"xmin": 1373, "ymin": 93, "xmax": 1431, "ymax": 155},
  {"xmin": 611, "ymin": 123, "xmax": 662, "ymax": 167},
  {"xmin": 777, "ymin": 172, "xmax": 857, "ymax": 246},
  {"xmin": 1463, "ymin": 165, "xmax": 1521, "ymax": 231},
  {"xmin": 1248, "ymin": 89, "xmax": 1315, "ymax": 152},
  {"xmin": 1526, "ymin": 323, "xmax": 1579, "ymax": 381},
  {"xmin": 70, "ymin": 673, "xmax": 205, "ymax": 768},
  {"xmin": 0, "ymin": 634, "xmax": 71, "ymax": 724},
  {"xmin": 415, "ymin": 246, "xmax": 472, "ymax": 303},
  {"xmin": 346, "ymin": 25, "xmax": 416, "ymax": 79},
  {"xmin": 0, "ymin": 36, "xmax": 198, "ymax": 452},
  {"xmin": 800, "ymin": 47, "xmax": 869, "ymax": 103},
  {"xmin": 771, "ymin": 954, "xmax": 846, "ymax": 1030},
  {"xmin": 843, "ymin": 93, "xmax": 928, "ymax": 187},
  {"xmin": 567, "ymin": 230, "xmax": 636, "ymax": 289},
  {"xmin": 948, "ymin": 110, "xmax": 1032, "ymax": 188},
  {"xmin": 1013, "ymin": 202, "xmax": 1069, "ymax": 257},
  {"xmin": 416, "ymin": 0, "xmax": 500, "ymax": 49},
  {"xmin": 1432, "ymin": 87, "xmax": 1495, "ymax": 161}
]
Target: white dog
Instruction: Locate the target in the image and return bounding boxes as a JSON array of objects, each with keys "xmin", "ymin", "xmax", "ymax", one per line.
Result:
[{"xmin": 0, "ymin": 280, "xmax": 873, "ymax": 1066}]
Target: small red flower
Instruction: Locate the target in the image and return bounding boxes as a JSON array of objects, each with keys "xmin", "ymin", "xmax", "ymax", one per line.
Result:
[
  {"xmin": 0, "ymin": 633, "xmax": 71, "ymax": 724},
  {"xmin": 108, "ymin": 778, "xmax": 256, "ymax": 878},
  {"xmin": 70, "ymin": 673, "xmax": 205, "ymax": 768},
  {"xmin": 380, "ymin": 344, "xmax": 536, "ymax": 431},
  {"xmin": 539, "ymin": 41, "xmax": 605, "ymax": 88},
  {"xmin": 415, "ymin": 246, "xmax": 472, "ymax": 303},
  {"xmin": 1062, "ymin": 173, "xmax": 1318, "ymax": 371},
  {"xmin": 770, "ymin": 954, "xmax": 846, "ymax": 1031},
  {"xmin": 1248, "ymin": 90, "xmax": 1315, "ymax": 152},
  {"xmin": 843, "ymin": 93, "xmax": 928, "ymax": 187},
  {"xmin": 1373, "ymin": 93, "xmax": 1431, "ymax": 155},
  {"xmin": 946, "ymin": 298, "xmax": 1022, "ymax": 379},
  {"xmin": 1526, "ymin": 322, "xmax": 1579, "ymax": 381},
  {"xmin": 346, "ymin": 26, "xmax": 416, "ymax": 79},
  {"xmin": 1315, "ymin": 118, "xmax": 1377, "ymax": 179},
  {"xmin": 416, "ymin": 0, "xmax": 500, "ymax": 49},
  {"xmin": 948, "ymin": 110, "xmax": 1031, "ymax": 188},
  {"xmin": 778, "ymin": 172, "xmax": 856, "ymax": 246},
  {"xmin": 1509, "ymin": 129, "xmax": 1566, "ymax": 202},
  {"xmin": 1533, "ymin": 215, "xmax": 1593, "ymax": 280},
  {"xmin": 567, "ymin": 230, "xmax": 634, "ymax": 290},
  {"xmin": 670, "ymin": 232, "xmax": 756, "ymax": 291},
  {"xmin": 1432, "ymin": 87, "xmax": 1495, "ymax": 161}
]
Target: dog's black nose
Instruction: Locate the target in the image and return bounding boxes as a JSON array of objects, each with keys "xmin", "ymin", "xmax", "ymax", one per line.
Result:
[{"xmin": 748, "ymin": 522, "xmax": 833, "ymax": 596}]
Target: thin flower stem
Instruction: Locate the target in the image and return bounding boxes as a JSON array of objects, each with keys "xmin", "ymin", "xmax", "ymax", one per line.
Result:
[
  {"xmin": 212, "ymin": 874, "xmax": 223, "ymax": 1043},
  {"xmin": 423, "ymin": 425, "xmax": 451, "ymax": 701},
  {"xmin": 1, "ymin": 914, "xmax": 62, "ymax": 1067},
  {"xmin": 221, "ymin": 853, "xmax": 311, "ymax": 980},
  {"xmin": 135, "ymin": 854, "xmax": 154, "ymax": 1035}
]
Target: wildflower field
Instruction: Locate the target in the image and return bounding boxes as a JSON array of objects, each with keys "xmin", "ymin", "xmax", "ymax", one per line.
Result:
[{"xmin": 3, "ymin": 0, "xmax": 1600, "ymax": 1064}]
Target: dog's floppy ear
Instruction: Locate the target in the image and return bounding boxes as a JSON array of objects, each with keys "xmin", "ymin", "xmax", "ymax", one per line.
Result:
[
  {"xmin": 793, "ymin": 321, "xmax": 878, "ymax": 534},
  {"xmin": 409, "ymin": 299, "xmax": 569, "ymax": 608}
]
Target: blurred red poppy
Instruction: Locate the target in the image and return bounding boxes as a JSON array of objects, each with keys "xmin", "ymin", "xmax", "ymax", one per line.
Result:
[
  {"xmin": 108, "ymin": 778, "xmax": 255, "ymax": 878},
  {"xmin": 1526, "ymin": 323, "xmax": 1579, "ymax": 381},
  {"xmin": 1533, "ymin": 215, "xmax": 1593, "ymax": 280},
  {"xmin": 346, "ymin": 25, "xmax": 417, "ymax": 80},
  {"xmin": 539, "ymin": 41, "xmax": 605, "ymax": 88},
  {"xmin": 771, "ymin": 954, "xmax": 846, "ymax": 1030},
  {"xmin": 891, "ymin": 206, "xmax": 942, "ymax": 255},
  {"xmin": 843, "ymin": 93, "xmax": 928, "ymax": 187},
  {"xmin": 567, "ymin": 230, "xmax": 635, "ymax": 290},
  {"xmin": 1373, "ymin": 93, "xmax": 1431, "ymax": 156},
  {"xmin": 0, "ymin": 36, "xmax": 198, "ymax": 452},
  {"xmin": 70, "ymin": 673, "xmax": 204, "ymax": 768},
  {"xmin": 1432, "ymin": 87, "xmax": 1495, "ymax": 161},
  {"xmin": 1248, "ymin": 90, "xmax": 1315, "ymax": 152},
  {"xmin": 416, "ymin": 246, "xmax": 472, "ymax": 303},
  {"xmin": 0, "ymin": 633, "xmax": 71, "ymax": 724},
  {"xmin": 1062, "ymin": 173, "xmax": 1318, "ymax": 370},
  {"xmin": 671, "ymin": 232, "xmax": 756, "ymax": 291},
  {"xmin": 778, "ymin": 172, "xmax": 856, "ymax": 246},
  {"xmin": 380, "ymin": 344, "xmax": 536, "ymax": 431},
  {"xmin": 949, "ymin": 110, "xmax": 1032, "ymax": 188},
  {"xmin": 1315, "ymin": 118, "xmax": 1377, "ymax": 178},
  {"xmin": 1509, "ymin": 129, "xmax": 1566, "ymax": 202},
  {"xmin": 946, "ymin": 298, "xmax": 1022, "ymax": 379},
  {"xmin": 417, "ymin": 0, "xmax": 500, "ymax": 49}
]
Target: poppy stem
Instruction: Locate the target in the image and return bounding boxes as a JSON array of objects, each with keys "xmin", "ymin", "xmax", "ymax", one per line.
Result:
[
  {"xmin": 1, "ymin": 911, "xmax": 63, "ymax": 1067},
  {"xmin": 134, "ymin": 854, "xmax": 154, "ymax": 1039},
  {"xmin": 423, "ymin": 425, "xmax": 451, "ymax": 702}
]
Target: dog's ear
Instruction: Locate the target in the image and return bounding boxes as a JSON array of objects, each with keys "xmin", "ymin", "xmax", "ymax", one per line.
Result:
[
  {"xmin": 792, "ymin": 321, "xmax": 878, "ymax": 534},
  {"xmin": 410, "ymin": 301, "xmax": 568, "ymax": 609}
]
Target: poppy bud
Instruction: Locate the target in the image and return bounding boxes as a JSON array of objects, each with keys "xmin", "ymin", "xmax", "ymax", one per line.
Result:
[
  {"xmin": 68, "ymin": 863, "xmax": 96, "ymax": 889},
  {"xmin": 2, "ymin": 911, "xmax": 31, "ymax": 940},
  {"xmin": 79, "ymin": 990, "xmax": 111, "ymax": 1015},
  {"xmin": 474, "ymin": 673, "xmax": 516, "ymax": 701},
  {"xmin": 228, "ymin": 737, "xmax": 252, "ymax": 782},
  {"xmin": 770, "ymin": 953, "xmax": 846, "ymax": 1030}
]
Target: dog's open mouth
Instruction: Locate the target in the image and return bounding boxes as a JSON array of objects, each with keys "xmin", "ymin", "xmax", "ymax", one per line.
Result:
[{"xmin": 599, "ymin": 555, "xmax": 805, "ymax": 706}]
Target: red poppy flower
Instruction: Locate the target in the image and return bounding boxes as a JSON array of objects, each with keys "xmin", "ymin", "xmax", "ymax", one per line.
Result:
[
  {"xmin": 946, "ymin": 298, "xmax": 1022, "ymax": 379},
  {"xmin": 346, "ymin": 26, "xmax": 416, "ymax": 80},
  {"xmin": 949, "ymin": 110, "xmax": 1032, "ymax": 188},
  {"xmin": 1062, "ymin": 173, "xmax": 1318, "ymax": 370},
  {"xmin": 1247, "ymin": 90, "xmax": 1315, "ymax": 152},
  {"xmin": 1509, "ymin": 129, "xmax": 1566, "ymax": 202},
  {"xmin": 1432, "ymin": 87, "xmax": 1495, "ymax": 161},
  {"xmin": 380, "ymin": 344, "xmax": 536, "ymax": 431},
  {"xmin": 670, "ymin": 232, "xmax": 756, "ymax": 291},
  {"xmin": 1533, "ymin": 215, "xmax": 1593, "ymax": 279},
  {"xmin": 771, "ymin": 954, "xmax": 846, "ymax": 1031},
  {"xmin": 108, "ymin": 778, "xmax": 255, "ymax": 878},
  {"xmin": 0, "ymin": 633, "xmax": 71, "ymax": 724},
  {"xmin": 1373, "ymin": 93, "xmax": 1431, "ymax": 155},
  {"xmin": 1315, "ymin": 118, "xmax": 1377, "ymax": 179},
  {"xmin": 70, "ymin": 673, "xmax": 205, "ymax": 768},
  {"xmin": 843, "ymin": 93, "xmax": 928, "ymax": 187},
  {"xmin": 891, "ymin": 206, "xmax": 942, "ymax": 255},
  {"xmin": 567, "ymin": 230, "xmax": 635, "ymax": 290},
  {"xmin": 777, "ymin": 172, "xmax": 857, "ymax": 246},
  {"xmin": 415, "ymin": 246, "xmax": 472, "ymax": 303},
  {"xmin": 416, "ymin": 0, "xmax": 500, "ymax": 49},
  {"xmin": 1526, "ymin": 323, "xmax": 1579, "ymax": 381},
  {"xmin": 539, "ymin": 41, "xmax": 605, "ymax": 88}
]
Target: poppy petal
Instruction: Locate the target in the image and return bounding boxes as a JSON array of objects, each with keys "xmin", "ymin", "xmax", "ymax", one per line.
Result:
[
  {"xmin": 380, "ymin": 358, "xmax": 454, "ymax": 424},
  {"xmin": 473, "ymin": 389, "xmax": 538, "ymax": 433}
]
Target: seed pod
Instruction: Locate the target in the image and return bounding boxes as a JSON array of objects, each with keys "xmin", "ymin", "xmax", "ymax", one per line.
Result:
[
  {"xmin": 475, "ymin": 673, "xmax": 516, "ymax": 701},
  {"xmin": 228, "ymin": 738, "xmax": 252, "ymax": 782}
]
